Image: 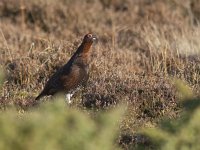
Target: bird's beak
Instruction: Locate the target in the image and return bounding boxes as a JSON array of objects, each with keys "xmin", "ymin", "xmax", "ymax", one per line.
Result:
[{"xmin": 92, "ymin": 35, "xmax": 98, "ymax": 43}]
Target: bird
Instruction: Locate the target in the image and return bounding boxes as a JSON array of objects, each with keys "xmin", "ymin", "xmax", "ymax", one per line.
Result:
[{"xmin": 35, "ymin": 33, "xmax": 97, "ymax": 103}]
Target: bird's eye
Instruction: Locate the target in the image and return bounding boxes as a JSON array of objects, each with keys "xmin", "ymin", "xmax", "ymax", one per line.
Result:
[{"xmin": 87, "ymin": 34, "xmax": 92, "ymax": 38}]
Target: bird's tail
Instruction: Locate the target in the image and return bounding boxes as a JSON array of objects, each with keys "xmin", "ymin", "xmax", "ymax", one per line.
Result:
[{"xmin": 35, "ymin": 92, "xmax": 45, "ymax": 100}]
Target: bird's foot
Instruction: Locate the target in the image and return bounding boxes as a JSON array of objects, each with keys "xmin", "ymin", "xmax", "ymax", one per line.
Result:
[{"xmin": 66, "ymin": 93, "xmax": 73, "ymax": 104}]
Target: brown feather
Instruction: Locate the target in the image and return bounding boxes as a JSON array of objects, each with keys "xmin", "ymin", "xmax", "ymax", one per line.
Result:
[{"xmin": 35, "ymin": 33, "xmax": 96, "ymax": 100}]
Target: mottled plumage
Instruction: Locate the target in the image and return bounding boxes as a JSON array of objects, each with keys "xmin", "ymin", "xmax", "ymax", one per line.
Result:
[{"xmin": 35, "ymin": 33, "xmax": 97, "ymax": 103}]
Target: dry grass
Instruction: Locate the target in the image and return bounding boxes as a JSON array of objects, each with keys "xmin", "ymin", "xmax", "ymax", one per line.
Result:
[{"xmin": 0, "ymin": 0, "xmax": 200, "ymax": 148}]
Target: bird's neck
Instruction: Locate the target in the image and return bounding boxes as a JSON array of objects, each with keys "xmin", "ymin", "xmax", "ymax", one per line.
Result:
[
  {"xmin": 68, "ymin": 42, "xmax": 92, "ymax": 65},
  {"xmin": 75, "ymin": 42, "xmax": 92, "ymax": 58}
]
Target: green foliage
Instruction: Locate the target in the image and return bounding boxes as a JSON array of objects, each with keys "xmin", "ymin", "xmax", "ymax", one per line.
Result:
[
  {"xmin": 174, "ymin": 79, "xmax": 194, "ymax": 100},
  {"xmin": 143, "ymin": 80, "xmax": 200, "ymax": 150},
  {"xmin": 0, "ymin": 99, "xmax": 124, "ymax": 150}
]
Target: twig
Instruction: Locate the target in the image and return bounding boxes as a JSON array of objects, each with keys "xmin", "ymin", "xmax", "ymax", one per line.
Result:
[{"xmin": 0, "ymin": 27, "xmax": 13, "ymax": 61}]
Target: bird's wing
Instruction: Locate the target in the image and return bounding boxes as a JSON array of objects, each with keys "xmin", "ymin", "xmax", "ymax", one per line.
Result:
[
  {"xmin": 40, "ymin": 68, "xmax": 64, "ymax": 95},
  {"xmin": 60, "ymin": 64, "xmax": 88, "ymax": 92}
]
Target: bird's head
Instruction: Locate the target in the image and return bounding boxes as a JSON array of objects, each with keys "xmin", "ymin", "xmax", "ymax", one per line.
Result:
[
  {"xmin": 76, "ymin": 33, "xmax": 97, "ymax": 57},
  {"xmin": 82, "ymin": 33, "xmax": 97, "ymax": 43}
]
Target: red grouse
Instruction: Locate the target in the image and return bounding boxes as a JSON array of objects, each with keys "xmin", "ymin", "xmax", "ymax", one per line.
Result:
[{"xmin": 35, "ymin": 33, "xmax": 97, "ymax": 103}]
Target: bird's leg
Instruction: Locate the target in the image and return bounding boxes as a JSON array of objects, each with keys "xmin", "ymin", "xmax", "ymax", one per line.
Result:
[{"xmin": 65, "ymin": 93, "xmax": 73, "ymax": 104}]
